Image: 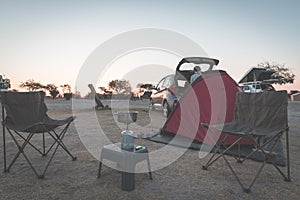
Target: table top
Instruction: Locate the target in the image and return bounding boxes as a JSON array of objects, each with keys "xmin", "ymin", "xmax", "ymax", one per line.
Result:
[{"xmin": 103, "ymin": 142, "xmax": 148, "ymax": 154}]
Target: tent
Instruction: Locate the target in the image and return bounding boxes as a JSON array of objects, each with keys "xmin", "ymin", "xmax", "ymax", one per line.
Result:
[
  {"xmin": 161, "ymin": 70, "xmax": 252, "ymax": 145},
  {"xmin": 238, "ymin": 67, "xmax": 275, "ymax": 83}
]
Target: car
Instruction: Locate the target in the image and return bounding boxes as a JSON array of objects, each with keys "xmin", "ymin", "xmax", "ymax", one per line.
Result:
[
  {"xmin": 150, "ymin": 57, "xmax": 219, "ymax": 117},
  {"xmin": 238, "ymin": 67, "xmax": 277, "ymax": 93},
  {"xmin": 174, "ymin": 57, "xmax": 219, "ymax": 98},
  {"xmin": 131, "ymin": 84, "xmax": 154, "ymax": 101},
  {"xmin": 240, "ymin": 81, "xmax": 275, "ymax": 93},
  {"xmin": 0, "ymin": 74, "xmax": 10, "ymax": 93},
  {"xmin": 150, "ymin": 74, "xmax": 177, "ymax": 117}
]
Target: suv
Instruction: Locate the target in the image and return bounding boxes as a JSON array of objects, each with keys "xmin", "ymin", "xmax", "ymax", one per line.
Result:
[
  {"xmin": 238, "ymin": 67, "xmax": 277, "ymax": 93},
  {"xmin": 150, "ymin": 57, "xmax": 219, "ymax": 117},
  {"xmin": 240, "ymin": 81, "xmax": 275, "ymax": 93}
]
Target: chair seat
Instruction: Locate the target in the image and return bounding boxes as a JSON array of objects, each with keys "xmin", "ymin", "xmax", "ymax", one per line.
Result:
[
  {"xmin": 204, "ymin": 122, "xmax": 288, "ymax": 137},
  {"xmin": 3, "ymin": 116, "xmax": 75, "ymax": 133}
]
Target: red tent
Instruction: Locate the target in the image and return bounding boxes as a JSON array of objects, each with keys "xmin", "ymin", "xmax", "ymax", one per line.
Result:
[{"xmin": 161, "ymin": 70, "xmax": 252, "ymax": 145}]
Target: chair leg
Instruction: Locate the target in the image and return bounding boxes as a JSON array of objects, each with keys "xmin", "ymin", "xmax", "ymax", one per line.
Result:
[
  {"xmin": 37, "ymin": 128, "xmax": 77, "ymax": 178},
  {"xmin": 42, "ymin": 133, "xmax": 46, "ymax": 156},
  {"xmin": 14, "ymin": 131, "xmax": 45, "ymax": 156},
  {"xmin": 237, "ymin": 143, "xmax": 242, "ymax": 163},
  {"xmin": 202, "ymin": 128, "xmax": 227, "ymax": 170},
  {"xmin": 285, "ymin": 130, "xmax": 291, "ymax": 182},
  {"xmin": 205, "ymin": 136, "xmax": 268, "ymax": 193},
  {"xmin": 2, "ymin": 105, "xmax": 6, "ymax": 172},
  {"xmin": 6, "ymin": 131, "xmax": 33, "ymax": 171},
  {"xmin": 44, "ymin": 122, "xmax": 74, "ymax": 158},
  {"xmin": 7, "ymin": 131, "xmax": 41, "ymax": 178},
  {"xmin": 236, "ymin": 136, "xmax": 288, "ymax": 192},
  {"xmin": 5, "ymin": 127, "xmax": 76, "ymax": 178},
  {"xmin": 258, "ymin": 132, "xmax": 291, "ymax": 182},
  {"xmin": 97, "ymin": 160, "xmax": 102, "ymax": 178},
  {"xmin": 2, "ymin": 124, "xmax": 7, "ymax": 172},
  {"xmin": 147, "ymin": 156, "xmax": 152, "ymax": 180},
  {"xmin": 220, "ymin": 151, "xmax": 252, "ymax": 192},
  {"xmin": 41, "ymin": 139, "xmax": 65, "ymax": 178},
  {"xmin": 203, "ymin": 137, "xmax": 243, "ymax": 170},
  {"xmin": 44, "ymin": 132, "xmax": 58, "ymax": 156},
  {"xmin": 39, "ymin": 125, "xmax": 76, "ymax": 178},
  {"xmin": 48, "ymin": 130, "xmax": 76, "ymax": 161},
  {"xmin": 202, "ymin": 146, "xmax": 221, "ymax": 170},
  {"xmin": 55, "ymin": 122, "xmax": 76, "ymax": 160}
]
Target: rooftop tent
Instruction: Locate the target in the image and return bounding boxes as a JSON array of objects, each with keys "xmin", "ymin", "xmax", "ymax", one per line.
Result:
[
  {"xmin": 238, "ymin": 67, "xmax": 275, "ymax": 83},
  {"xmin": 161, "ymin": 70, "xmax": 252, "ymax": 145}
]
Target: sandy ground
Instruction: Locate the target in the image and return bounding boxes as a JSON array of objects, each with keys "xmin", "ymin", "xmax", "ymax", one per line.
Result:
[{"xmin": 0, "ymin": 99, "xmax": 299, "ymax": 200}]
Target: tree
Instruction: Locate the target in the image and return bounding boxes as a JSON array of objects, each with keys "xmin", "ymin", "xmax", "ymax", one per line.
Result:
[
  {"xmin": 136, "ymin": 83, "xmax": 143, "ymax": 88},
  {"xmin": 257, "ymin": 61, "xmax": 295, "ymax": 85},
  {"xmin": 108, "ymin": 80, "xmax": 117, "ymax": 91},
  {"xmin": 44, "ymin": 84, "xmax": 59, "ymax": 99},
  {"xmin": 108, "ymin": 79, "xmax": 132, "ymax": 94},
  {"xmin": 19, "ymin": 79, "xmax": 44, "ymax": 91},
  {"xmin": 140, "ymin": 83, "xmax": 155, "ymax": 90},
  {"xmin": 108, "ymin": 79, "xmax": 131, "ymax": 94}
]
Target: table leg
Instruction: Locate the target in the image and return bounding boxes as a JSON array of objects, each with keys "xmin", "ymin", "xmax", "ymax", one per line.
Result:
[
  {"xmin": 97, "ymin": 161, "xmax": 102, "ymax": 178},
  {"xmin": 121, "ymin": 172, "xmax": 135, "ymax": 191}
]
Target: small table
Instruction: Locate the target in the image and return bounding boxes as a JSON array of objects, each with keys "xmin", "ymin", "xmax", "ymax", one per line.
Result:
[{"xmin": 97, "ymin": 143, "xmax": 152, "ymax": 191}]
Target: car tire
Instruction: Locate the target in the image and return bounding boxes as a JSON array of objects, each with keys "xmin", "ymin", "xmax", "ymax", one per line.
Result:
[{"xmin": 163, "ymin": 101, "xmax": 170, "ymax": 118}]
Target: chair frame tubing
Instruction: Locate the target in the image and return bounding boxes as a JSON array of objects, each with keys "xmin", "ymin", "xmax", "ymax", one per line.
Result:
[
  {"xmin": 2, "ymin": 105, "xmax": 6, "ymax": 173},
  {"xmin": 2, "ymin": 121, "xmax": 76, "ymax": 178},
  {"xmin": 202, "ymin": 127, "xmax": 291, "ymax": 193}
]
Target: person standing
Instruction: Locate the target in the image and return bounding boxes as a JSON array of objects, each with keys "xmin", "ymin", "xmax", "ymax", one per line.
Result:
[{"xmin": 190, "ymin": 66, "xmax": 202, "ymax": 83}]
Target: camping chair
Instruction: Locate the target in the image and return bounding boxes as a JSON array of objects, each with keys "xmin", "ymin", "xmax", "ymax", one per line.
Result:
[
  {"xmin": 201, "ymin": 91, "xmax": 291, "ymax": 193},
  {"xmin": 88, "ymin": 84, "xmax": 109, "ymax": 109},
  {"xmin": 1, "ymin": 91, "xmax": 76, "ymax": 178}
]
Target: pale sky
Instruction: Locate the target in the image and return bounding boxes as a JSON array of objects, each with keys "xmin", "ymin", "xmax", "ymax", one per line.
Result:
[{"xmin": 0, "ymin": 0, "xmax": 299, "ymax": 95}]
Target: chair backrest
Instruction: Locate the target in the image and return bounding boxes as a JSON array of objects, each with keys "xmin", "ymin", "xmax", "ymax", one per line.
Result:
[
  {"xmin": 1, "ymin": 92, "xmax": 48, "ymax": 129},
  {"xmin": 234, "ymin": 91, "xmax": 288, "ymax": 134}
]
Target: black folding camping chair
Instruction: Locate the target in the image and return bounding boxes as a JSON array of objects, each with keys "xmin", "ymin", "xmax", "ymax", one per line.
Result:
[
  {"xmin": 1, "ymin": 91, "xmax": 76, "ymax": 178},
  {"xmin": 202, "ymin": 91, "xmax": 291, "ymax": 193}
]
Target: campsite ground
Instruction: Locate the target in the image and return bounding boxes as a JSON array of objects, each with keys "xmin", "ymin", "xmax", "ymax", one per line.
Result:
[{"xmin": 0, "ymin": 99, "xmax": 299, "ymax": 200}]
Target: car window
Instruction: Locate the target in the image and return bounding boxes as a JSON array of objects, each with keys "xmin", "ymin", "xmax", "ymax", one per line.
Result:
[
  {"xmin": 163, "ymin": 75, "xmax": 174, "ymax": 88},
  {"xmin": 179, "ymin": 63, "xmax": 212, "ymax": 72},
  {"xmin": 242, "ymin": 86, "xmax": 250, "ymax": 91},
  {"xmin": 255, "ymin": 84, "xmax": 261, "ymax": 89},
  {"xmin": 156, "ymin": 78, "xmax": 165, "ymax": 91},
  {"xmin": 179, "ymin": 63, "xmax": 194, "ymax": 71}
]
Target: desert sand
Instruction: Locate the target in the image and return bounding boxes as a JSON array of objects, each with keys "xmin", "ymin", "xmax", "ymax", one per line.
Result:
[{"xmin": 0, "ymin": 98, "xmax": 299, "ymax": 200}]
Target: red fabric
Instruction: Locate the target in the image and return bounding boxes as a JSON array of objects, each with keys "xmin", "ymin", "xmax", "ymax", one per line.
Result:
[{"xmin": 162, "ymin": 70, "xmax": 252, "ymax": 145}]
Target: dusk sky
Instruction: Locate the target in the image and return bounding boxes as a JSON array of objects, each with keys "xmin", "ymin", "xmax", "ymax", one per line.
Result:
[{"xmin": 1, "ymin": 0, "xmax": 299, "ymax": 95}]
